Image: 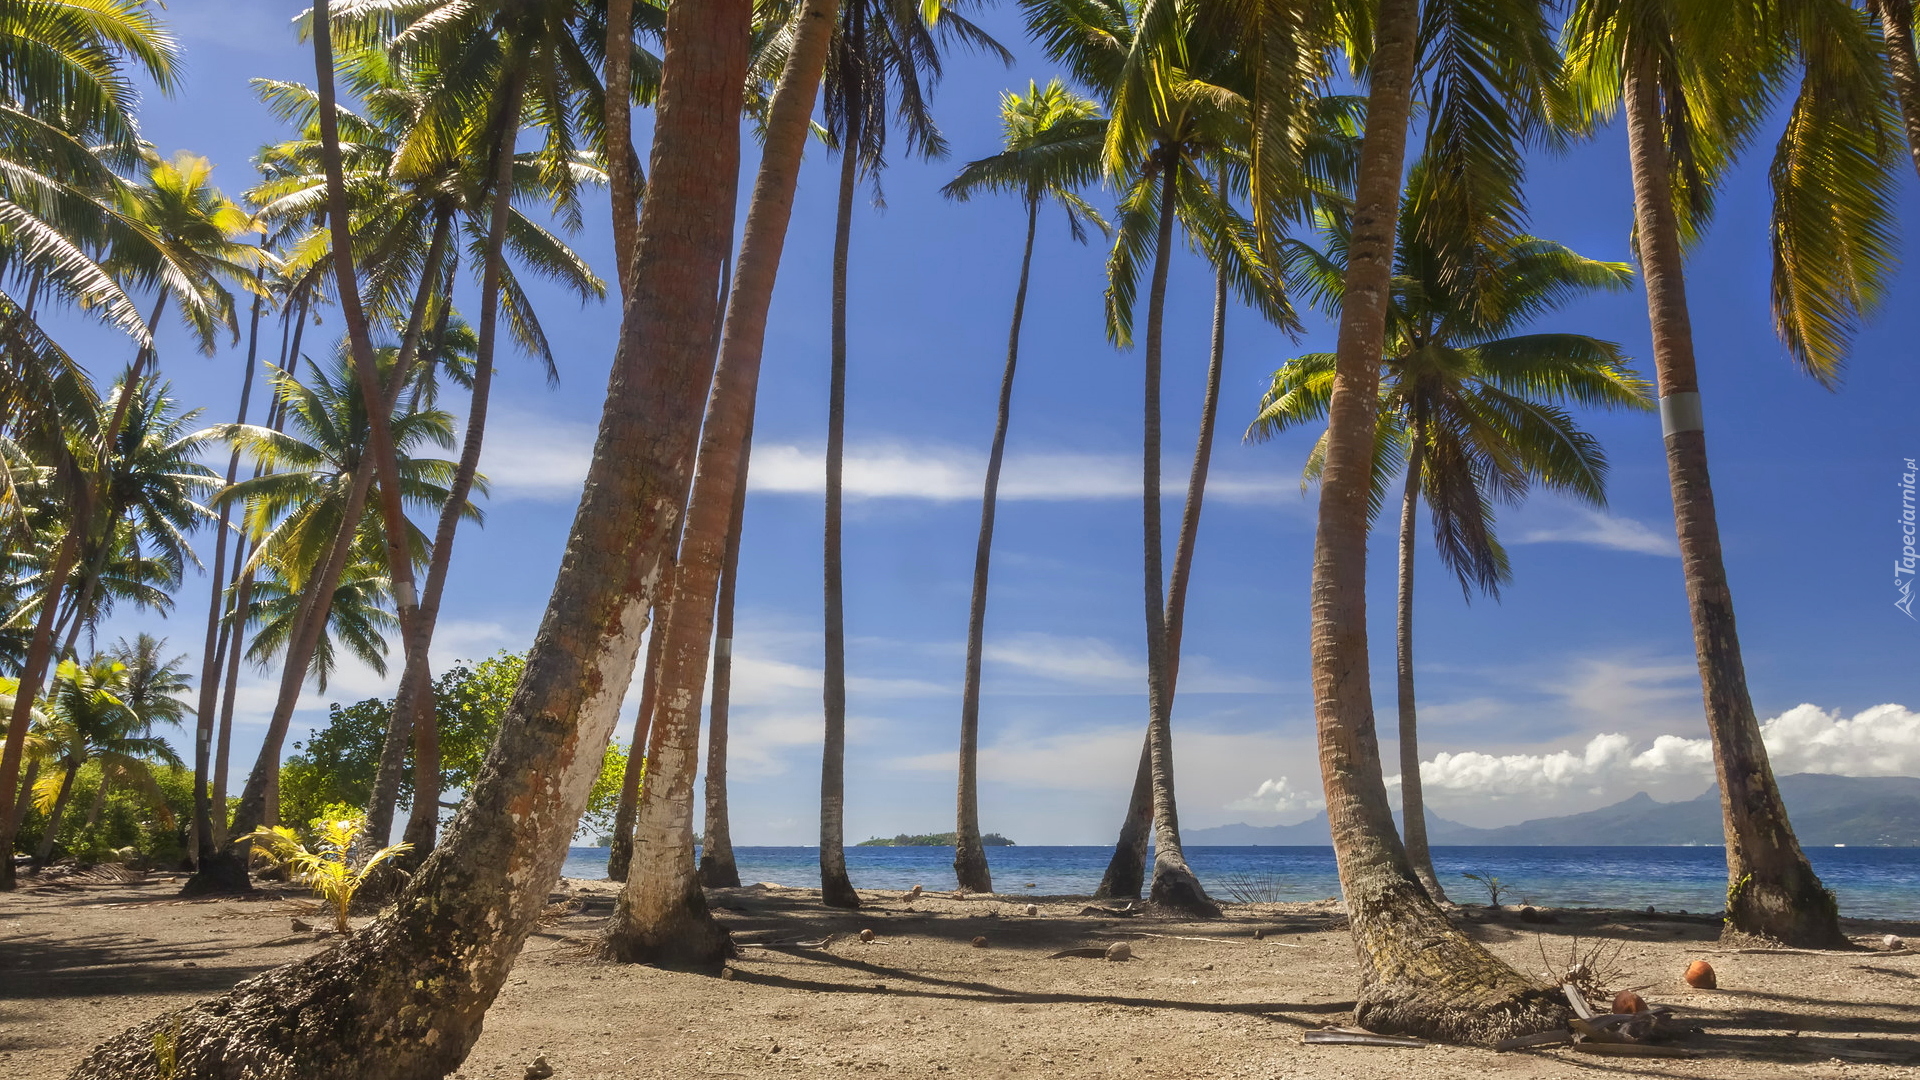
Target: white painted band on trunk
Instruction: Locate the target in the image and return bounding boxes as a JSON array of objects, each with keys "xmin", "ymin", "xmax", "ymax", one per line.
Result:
[
  {"xmin": 394, "ymin": 580, "xmax": 418, "ymax": 608},
  {"xmin": 1659, "ymin": 392, "xmax": 1703, "ymax": 437},
  {"xmin": 715, "ymin": 638, "xmax": 731, "ymax": 658}
]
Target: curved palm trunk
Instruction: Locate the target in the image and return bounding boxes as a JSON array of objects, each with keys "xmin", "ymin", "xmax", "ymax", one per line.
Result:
[
  {"xmin": 0, "ymin": 529, "xmax": 77, "ymax": 891},
  {"xmin": 953, "ymin": 196, "xmax": 1041, "ymax": 895},
  {"xmin": 605, "ymin": 616, "xmax": 668, "ymax": 882},
  {"xmin": 192, "ymin": 290, "xmax": 265, "ymax": 872},
  {"xmin": 70, "ymin": 0, "xmax": 750, "ymax": 1072},
  {"xmin": 1307, "ymin": 0, "xmax": 1560, "ymax": 1042},
  {"xmin": 1622, "ymin": 60, "xmax": 1843, "ymax": 949},
  {"xmin": 394, "ymin": 83, "xmax": 531, "ymax": 862},
  {"xmin": 1138, "ymin": 161, "xmax": 1214, "ymax": 917},
  {"xmin": 603, "ymin": 0, "xmax": 838, "ymax": 961},
  {"xmin": 699, "ymin": 418, "xmax": 753, "ymax": 890},
  {"xmin": 820, "ymin": 118, "xmax": 860, "ymax": 911},
  {"xmin": 607, "ymin": 0, "xmax": 641, "ymax": 297},
  {"xmin": 360, "ymin": 205, "xmax": 459, "ymax": 854},
  {"xmin": 1097, "ymin": 246, "xmax": 1229, "ymax": 901},
  {"xmin": 1873, "ymin": 0, "xmax": 1920, "ymax": 178},
  {"xmin": 1394, "ymin": 432, "xmax": 1444, "ymax": 901},
  {"xmin": 31, "ymin": 761, "xmax": 79, "ymax": 867}
]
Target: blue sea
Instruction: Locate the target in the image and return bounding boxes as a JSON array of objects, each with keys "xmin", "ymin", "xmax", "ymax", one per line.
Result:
[{"xmin": 560, "ymin": 844, "xmax": 1920, "ymax": 921}]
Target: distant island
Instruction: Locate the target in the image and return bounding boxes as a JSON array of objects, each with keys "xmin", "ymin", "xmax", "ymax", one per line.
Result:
[
  {"xmin": 858, "ymin": 832, "xmax": 1015, "ymax": 847},
  {"xmin": 1185, "ymin": 774, "xmax": 1920, "ymax": 847}
]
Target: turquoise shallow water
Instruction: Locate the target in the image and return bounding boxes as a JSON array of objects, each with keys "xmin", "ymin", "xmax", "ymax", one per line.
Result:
[{"xmin": 560, "ymin": 844, "xmax": 1920, "ymax": 920}]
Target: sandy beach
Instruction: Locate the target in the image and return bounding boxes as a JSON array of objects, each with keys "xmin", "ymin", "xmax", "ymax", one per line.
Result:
[{"xmin": 4, "ymin": 871, "xmax": 1916, "ymax": 1079}]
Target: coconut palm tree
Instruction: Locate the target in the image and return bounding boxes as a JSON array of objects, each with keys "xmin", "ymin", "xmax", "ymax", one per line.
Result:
[
  {"xmin": 600, "ymin": 0, "xmax": 841, "ymax": 961},
  {"xmin": 1866, "ymin": 0, "xmax": 1920, "ymax": 177},
  {"xmin": 71, "ymin": 1, "xmax": 752, "ymax": 1070},
  {"xmin": 938, "ymin": 78, "xmax": 1105, "ymax": 894},
  {"xmin": 106, "ymin": 634, "xmax": 192, "ymax": 734},
  {"xmin": 241, "ymin": 556, "xmax": 399, "ymax": 694},
  {"xmin": 214, "ymin": 350, "xmax": 470, "ymax": 844},
  {"xmin": 1251, "ymin": 172, "xmax": 1652, "ymax": 898},
  {"xmin": 30, "ymin": 656, "xmax": 181, "ymax": 867},
  {"xmin": 815, "ymin": 0, "xmax": 1007, "ymax": 909},
  {"xmin": 1562, "ymin": 0, "xmax": 1897, "ymax": 947}
]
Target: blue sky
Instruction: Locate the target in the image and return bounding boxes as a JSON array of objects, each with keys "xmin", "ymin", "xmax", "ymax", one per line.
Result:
[{"xmin": 64, "ymin": 2, "xmax": 1920, "ymax": 844}]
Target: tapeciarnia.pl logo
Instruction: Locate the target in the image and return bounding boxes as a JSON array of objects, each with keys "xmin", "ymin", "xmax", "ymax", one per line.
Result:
[{"xmin": 1899, "ymin": 457, "xmax": 1917, "ymax": 620}]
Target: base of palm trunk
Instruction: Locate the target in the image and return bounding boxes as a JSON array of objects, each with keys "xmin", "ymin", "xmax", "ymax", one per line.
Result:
[
  {"xmin": 178, "ymin": 850, "xmax": 253, "ymax": 897},
  {"xmin": 698, "ymin": 852, "xmax": 741, "ymax": 889},
  {"xmin": 1093, "ymin": 837, "xmax": 1147, "ymax": 900},
  {"xmin": 1148, "ymin": 855, "xmax": 1219, "ymax": 917},
  {"xmin": 1413, "ymin": 867, "xmax": 1448, "ymax": 905},
  {"xmin": 68, "ymin": 923, "xmax": 473, "ymax": 1080},
  {"xmin": 1725, "ymin": 871, "xmax": 1847, "ymax": 949},
  {"xmin": 821, "ymin": 869, "xmax": 860, "ymax": 909},
  {"xmin": 598, "ymin": 891, "xmax": 736, "ymax": 970},
  {"xmin": 605, "ymin": 837, "xmax": 633, "ymax": 882},
  {"xmin": 953, "ymin": 844, "xmax": 993, "ymax": 894},
  {"xmin": 1353, "ymin": 974, "xmax": 1565, "ymax": 1045}
]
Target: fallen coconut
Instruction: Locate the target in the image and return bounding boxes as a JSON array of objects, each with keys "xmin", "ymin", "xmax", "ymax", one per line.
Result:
[
  {"xmin": 1104, "ymin": 941, "xmax": 1132, "ymax": 962},
  {"xmin": 859, "ymin": 928, "xmax": 875, "ymax": 942},
  {"xmin": 1024, "ymin": 904, "xmax": 1038, "ymax": 916},
  {"xmin": 971, "ymin": 936, "xmax": 988, "ymax": 948},
  {"xmin": 1611, "ymin": 990, "xmax": 1647, "ymax": 1014},
  {"xmin": 1684, "ymin": 960, "xmax": 1716, "ymax": 989},
  {"xmin": 1884, "ymin": 934, "xmax": 1905, "ymax": 951}
]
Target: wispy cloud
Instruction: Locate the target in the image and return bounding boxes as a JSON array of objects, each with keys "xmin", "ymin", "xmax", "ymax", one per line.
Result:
[{"xmin": 1514, "ymin": 506, "xmax": 1678, "ymax": 557}]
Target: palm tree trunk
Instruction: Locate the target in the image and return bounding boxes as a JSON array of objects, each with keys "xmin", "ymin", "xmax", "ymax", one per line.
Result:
[
  {"xmin": 1307, "ymin": 0, "xmax": 1560, "ymax": 1041},
  {"xmin": 1394, "ymin": 429, "xmax": 1444, "ymax": 901},
  {"xmin": 361, "ymin": 206, "xmax": 458, "ymax": 854},
  {"xmin": 0, "ymin": 529, "xmax": 77, "ymax": 891},
  {"xmin": 820, "ymin": 110, "xmax": 861, "ymax": 912},
  {"xmin": 1138, "ymin": 160, "xmax": 1214, "ymax": 917},
  {"xmin": 1097, "ymin": 248, "xmax": 1229, "ymax": 901},
  {"xmin": 84, "ymin": 773, "xmax": 109, "ymax": 828},
  {"xmin": 699, "ymin": 418, "xmax": 754, "ymax": 890},
  {"xmin": 31, "ymin": 761, "xmax": 79, "ymax": 866},
  {"xmin": 193, "ymin": 289, "xmax": 265, "ymax": 868},
  {"xmin": 1872, "ymin": 0, "xmax": 1920, "ymax": 178},
  {"xmin": 210, "ymin": 556, "xmax": 257, "ymax": 850},
  {"xmin": 602, "ymin": 0, "xmax": 838, "ymax": 960},
  {"xmin": 69, "ymin": 0, "xmax": 751, "ymax": 1072},
  {"xmin": 1622, "ymin": 58, "xmax": 1843, "ymax": 949},
  {"xmin": 394, "ymin": 79, "xmax": 530, "ymax": 862},
  {"xmin": 606, "ymin": 0, "xmax": 641, "ymax": 297},
  {"xmin": 952, "ymin": 196, "xmax": 1041, "ymax": 895},
  {"xmin": 605, "ymin": 616, "xmax": 667, "ymax": 881}
]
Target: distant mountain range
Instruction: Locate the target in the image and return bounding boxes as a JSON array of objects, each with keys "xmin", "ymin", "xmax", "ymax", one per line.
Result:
[{"xmin": 1187, "ymin": 773, "xmax": 1920, "ymax": 847}]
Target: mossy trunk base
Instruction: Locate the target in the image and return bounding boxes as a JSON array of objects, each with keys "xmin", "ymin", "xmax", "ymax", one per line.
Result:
[
  {"xmin": 1148, "ymin": 855, "xmax": 1219, "ymax": 918},
  {"xmin": 953, "ymin": 842, "xmax": 992, "ymax": 894},
  {"xmin": 1725, "ymin": 872, "xmax": 1848, "ymax": 949},
  {"xmin": 698, "ymin": 851, "xmax": 740, "ymax": 889},
  {"xmin": 598, "ymin": 889, "xmax": 736, "ymax": 971},
  {"xmin": 179, "ymin": 851, "xmax": 253, "ymax": 898},
  {"xmin": 821, "ymin": 868, "xmax": 860, "ymax": 909}
]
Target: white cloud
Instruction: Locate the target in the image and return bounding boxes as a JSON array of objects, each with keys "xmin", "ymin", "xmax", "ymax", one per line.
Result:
[
  {"xmin": 1515, "ymin": 506, "xmax": 1678, "ymax": 557},
  {"xmin": 475, "ymin": 409, "xmax": 596, "ymax": 501},
  {"xmin": 984, "ymin": 633, "xmax": 1137, "ymax": 688},
  {"xmin": 1404, "ymin": 703, "xmax": 1920, "ymax": 798},
  {"xmin": 1230, "ymin": 776, "xmax": 1325, "ymax": 816}
]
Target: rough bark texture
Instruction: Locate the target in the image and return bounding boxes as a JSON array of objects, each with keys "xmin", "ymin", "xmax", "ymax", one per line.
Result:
[
  {"xmin": 1306, "ymin": 0, "xmax": 1563, "ymax": 1042},
  {"xmin": 1394, "ymin": 432, "xmax": 1445, "ymax": 902},
  {"xmin": 698, "ymin": 421, "xmax": 751, "ymax": 891},
  {"xmin": 605, "ymin": 0, "xmax": 835, "ymax": 959},
  {"xmin": 606, "ymin": 0, "xmax": 640, "ymax": 297},
  {"xmin": 1139, "ymin": 162, "xmax": 1214, "ymax": 918},
  {"xmin": 953, "ymin": 196, "xmax": 1039, "ymax": 896},
  {"xmin": 67, "ymin": 1, "xmax": 750, "ymax": 1073},
  {"xmin": 1097, "ymin": 246, "xmax": 1227, "ymax": 902},
  {"xmin": 1875, "ymin": 0, "xmax": 1920, "ymax": 179},
  {"xmin": 1622, "ymin": 59, "xmax": 1844, "ymax": 949},
  {"xmin": 604, "ymin": 617, "xmax": 666, "ymax": 882},
  {"xmin": 819, "ymin": 122, "xmax": 860, "ymax": 911}
]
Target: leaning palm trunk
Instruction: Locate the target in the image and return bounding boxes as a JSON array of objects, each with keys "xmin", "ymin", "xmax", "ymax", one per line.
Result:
[
  {"xmin": 1872, "ymin": 0, "xmax": 1920, "ymax": 177},
  {"xmin": 1394, "ymin": 432, "xmax": 1445, "ymax": 901},
  {"xmin": 1621, "ymin": 59, "xmax": 1843, "ymax": 948},
  {"xmin": 602, "ymin": 0, "xmax": 838, "ymax": 961},
  {"xmin": 1138, "ymin": 162, "xmax": 1213, "ymax": 917},
  {"xmin": 953, "ymin": 195, "xmax": 1042, "ymax": 895},
  {"xmin": 1, "ymin": 526, "xmax": 80, "ymax": 892},
  {"xmin": 605, "ymin": 617, "xmax": 667, "ymax": 882},
  {"xmin": 698, "ymin": 417, "xmax": 753, "ymax": 890},
  {"xmin": 192, "ymin": 292, "xmax": 265, "ymax": 872},
  {"xmin": 1097, "ymin": 205, "xmax": 1229, "ymax": 906},
  {"xmin": 31, "ymin": 762, "xmax": 80, "ymax": 866},
  {"xmin": 395, "ymin": 78, "xmax": 531, "ymax": 862},
  {"xmin": 1307, "ymin": 0, "xmax": 1561, "ymax": 1042},
  {"xmin": 68, "ymin": 0, "xmax": 751, "ymax": 1074},
  {"xmin": 820, "ymin": 108, "xmax": 861, "ymax": 911}
]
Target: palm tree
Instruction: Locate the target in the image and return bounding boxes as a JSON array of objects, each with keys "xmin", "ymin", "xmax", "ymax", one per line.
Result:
[
  {"xmin": 1866, "ymin": 0, "xmax": 1920, "ymax": 177},
  {"xmin": 214, "ymin": 351, "xmax": 469, "ymax": 845},
  {"xmin": 71, "ymin": 1, "xmax": 753, "ymax": 1070},
  {"xmin": 241, "ymin": 556, "xmax": 399, "ymax": 694},
  {"xmin": 816, "ymin": 0, "xmax": 1006, "ymax": 910},
  {"xmin": 30, "ymin": 657, "xmax": 181, "ymax": 867},
  {"xmin": 1562, "ymin": 0, "xmax": 1897, "ymax": 947},
  {"xmin": 938, "ymin": 78, "xmax": 1105, "ymax": 894},
  {"xmin": 698, "ymin": 427, "xmax": 754, "ymax": 890},
  {"xmin": 1251, "ymin": 176, "xmax": 1651, "ymax": 898},
  {"xmin": 600, "ymin": 0, "xmax": 841, "ymax": 962},
  {"xmin": 107, "ymin": 634, "xmax": 192, "ymax": 734}
]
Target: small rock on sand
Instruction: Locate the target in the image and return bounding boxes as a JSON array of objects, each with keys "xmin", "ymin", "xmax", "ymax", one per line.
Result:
[
  {"xmin": 524, "ymin": 1056, "xmax": 554, "ymax": 1080},
  {"xmin": 1105, "ymin": 942, "xmax": 1132, "ymax": 962},
  {"xmin": 1024, "ymin": 905, "xmax": 1038, "ymax": 916},
  {"xmin": 971, "ymin": 936, "xmax": 988, "ymax": 948},
  {"xmin": 1884, "ymin": 935, "xmax": 1905, "ymax": 951}
]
